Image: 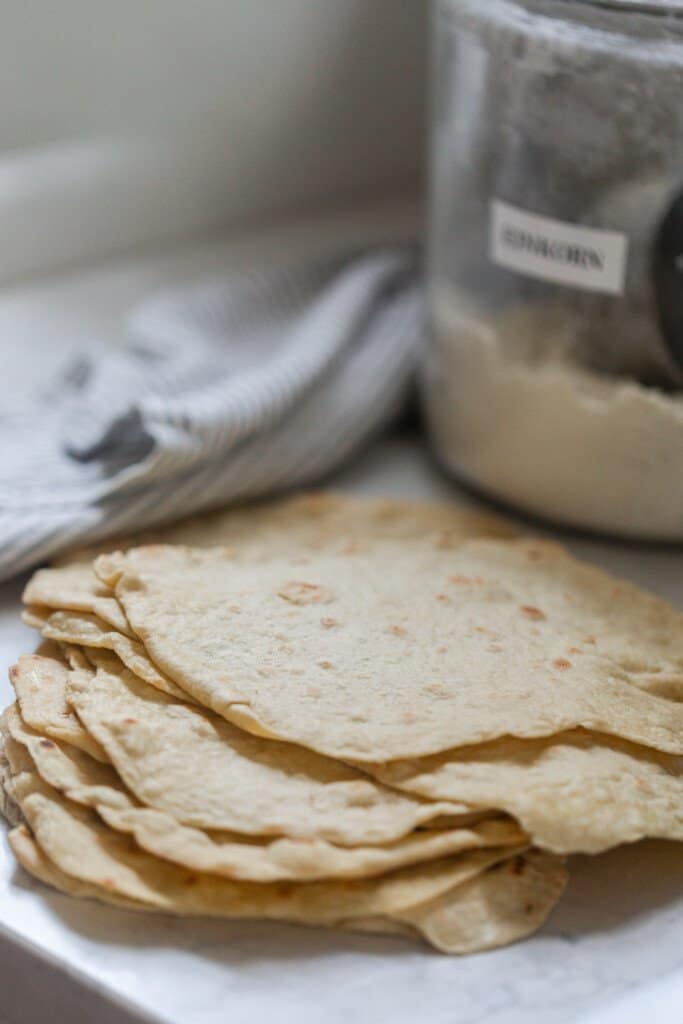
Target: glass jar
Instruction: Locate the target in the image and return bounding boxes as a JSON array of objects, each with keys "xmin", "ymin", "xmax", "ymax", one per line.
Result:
[{"xmin": 424, "ymin": 0, "xmax": 683, "ymax": 539}]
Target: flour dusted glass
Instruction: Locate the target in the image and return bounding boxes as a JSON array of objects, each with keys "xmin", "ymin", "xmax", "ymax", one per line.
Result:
[{"xmin": 425, "ymin": 0, "xmax": 683, "ymax": 538}]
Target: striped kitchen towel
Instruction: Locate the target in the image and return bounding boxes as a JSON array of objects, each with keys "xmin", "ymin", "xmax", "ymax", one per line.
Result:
[{"xmin": 0, "ymin": 247, "xmax": 422, "ymax": 581}]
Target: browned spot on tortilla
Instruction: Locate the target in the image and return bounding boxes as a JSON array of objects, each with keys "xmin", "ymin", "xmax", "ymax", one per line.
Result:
[
  {"xmin": 39, "ymin": 739, "xmax": 55, "ymax": 749},
  {"xmin": 318, "ymin": 660, "xmax": 333, "ymax": 670},
  {"xmin": 278, "ymin": 581, "xmax": 333, "ymax": 606},
  {"xmin": 520, "ymin": 605, "xmax": 545, "ymax": 621},
  {"xmin": 552, "ymin": 658, "xmax": 572, "ymax": 671},
  {"xmin": 123, "ymin": 717, "xmax": 137, "ymax": 725},
  {"xmin": 388, "ymin": 624, "xmax": 407, "ymax": 637},
  {"xmin": 320, "ymin": 617, "xmax": 338, "ymax": 629}
]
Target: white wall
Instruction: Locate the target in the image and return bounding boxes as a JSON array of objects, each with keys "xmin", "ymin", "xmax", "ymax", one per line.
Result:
[{"xmin": 0, "ymin": 0, "xmax": 427, "ymax": 282}]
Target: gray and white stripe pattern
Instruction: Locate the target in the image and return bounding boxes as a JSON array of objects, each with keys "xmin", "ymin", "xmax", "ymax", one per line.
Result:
[{"xmin": 0, "ymin": 247, "xmax": 422, "ymax": 581}]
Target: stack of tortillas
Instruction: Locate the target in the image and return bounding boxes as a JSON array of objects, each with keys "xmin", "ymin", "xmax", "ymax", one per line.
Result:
[{"xmin": 3, "ymin": 493, "xmax": 682, "ymax": 954}]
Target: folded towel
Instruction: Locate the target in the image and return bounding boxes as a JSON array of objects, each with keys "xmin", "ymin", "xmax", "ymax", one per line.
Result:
[{"xmin": 0, "ymin": 247, "xmax": 421, "ymax": 581}]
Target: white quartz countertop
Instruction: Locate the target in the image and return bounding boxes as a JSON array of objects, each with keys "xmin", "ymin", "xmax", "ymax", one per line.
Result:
[{"xmin": 1, "ymin": 207, "xmax": 682, "ymax": 1024}]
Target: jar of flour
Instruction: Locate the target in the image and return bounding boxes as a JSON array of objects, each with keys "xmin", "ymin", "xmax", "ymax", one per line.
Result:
[{"xmin": 425, "ymin": 0, "xmax": 683, "ymax": 538}]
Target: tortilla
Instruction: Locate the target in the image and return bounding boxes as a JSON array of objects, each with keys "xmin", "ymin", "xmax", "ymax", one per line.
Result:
[
  {"xmin": 363, "ymin": 730, "xmax": 683, "ymax": 854},
  {"xmin": 96, "ymin": 539, "xmax": 683, "ymax": 761},
  {"xmin": 9, "ymin": 825, "xmax": 144, "ymax": 912},
  {"xmin": 8, "ymin": 768, "xmax": 523, "ymax": 925},
  {"xmin": 58, "ymin": 493, "xmax": 517, "ymax": 564},
  {"xmin": 31, "ymin": 608, "xmax": 191, "ymax": 701},
  {"xmin": 3, "ymin": 733, "xmax": 34, "ymax": 778},
  {"xmin": 18, "ymin": 653, "xmax": 480, "ymax": 844},
  {"xmin": 23, "ymin": 494, "xmax": 514, "ymax": 633},
  {"xmin": 21, "ymin": 648, "xmax": 679, "ymax": 857},
  {"xmin": 21, "ymin": 607, "xmax": 52, "ymax": 631},
  {"xmin": 395, "ymin": 849, "xmax": 567, "ymax": 954},
  {"xmin": 6, "ymin": 707, "xmax": 524, "ymax": 882},
  {"xmin": 60, "ymin": 644, "xmax": 96, "ymax": 672},
  {"xmin": 9, "ymin": 819, "xmax": 561, "ymax": 953},
  {"xmin": 23, "ymin": 562, "xmax": 133, "ymax": 636},
  {"xmin": 0, "ymin": 764, "xmax": 21, "ymax": 827},
  {"xmin": 9, "ymin": 655, "xmax": 107, "ymax": 763},
  {"xmin": 0, "ymin": 726, "xmax": 22, "ymax": 828}
]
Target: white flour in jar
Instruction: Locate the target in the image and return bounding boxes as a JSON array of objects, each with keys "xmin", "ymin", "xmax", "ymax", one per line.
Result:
[{"xmin": 425, "ymin": 293, "xmax": 683, "ymax": 539}]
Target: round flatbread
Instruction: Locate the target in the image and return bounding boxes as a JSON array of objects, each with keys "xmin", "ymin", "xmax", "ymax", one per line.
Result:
[
  {"xmin": 96, "ymin": 538, "xmax": 683, "ymax": 761},
  {"xmin": 10, "ymin": 655, "xmax": 107, "ymax": 763},
  {"xmin": 362, "ymin": 730, "xmax": 683, "ymax": 854},
  {"xmin": 33, "ymin": 608, "xmax": 190, "ymax": 701},
  {"xmin": 6, "ymin": 707, "xmax": 523, "ymax": 883},
  {"xmin": 16, "ymin": 653, "xmax": 480, "ymax": 845},
  {"xmin": 23, "ymin": 493, "xmax": 514, "ymax": 633},
  {"xmin": 9, "ymin": 820, "xmax": 562, "ymax": 953},
  {"xmin": 7, "ymin": 768, "xmax": 521, "ymax": 926}
]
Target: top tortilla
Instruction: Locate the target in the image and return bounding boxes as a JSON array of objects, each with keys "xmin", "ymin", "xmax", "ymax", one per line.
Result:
[
  {"xmin": 22, "ymin": 493, "xmax": 514, "ymax": 633},
  {"xmin": 97, "ymin": 538, "xmax": 683, "ymax": 762},
  {"xmin": 56, "ymin": 492, "xmax": 516, "ymax": 563}
]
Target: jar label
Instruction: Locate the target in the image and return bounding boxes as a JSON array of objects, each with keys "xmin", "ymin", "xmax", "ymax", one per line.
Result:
[{"xmin": 490, "ymin": 200, "xmax": 629, "ymax": 296}]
